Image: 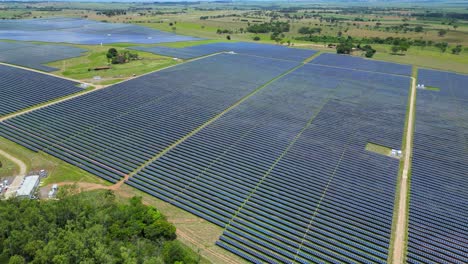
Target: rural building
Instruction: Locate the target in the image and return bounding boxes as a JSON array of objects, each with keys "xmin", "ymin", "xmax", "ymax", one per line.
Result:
[{"xmin": 16, "ymin": 175, "xmax": 40, "ymax": 199}]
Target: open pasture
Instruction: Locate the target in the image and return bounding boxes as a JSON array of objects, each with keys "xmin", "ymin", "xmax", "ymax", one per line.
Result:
[
  {"xmin": 407, "ymin": 69, "xmax": 468, "ymax": 264},
  {"xmin": 132, "ymin": 42, "xmax": 317, "ymax": 62},
  {"xmin": 127, "ymin": 62, "xmax": 411, "ymax": 263},
  {"xmin": 0, "ymin": 17, "xmax": 199, "ymax": 44},
  {"xmin": 310, "ymin": 53, "xmax": 412, "ymax": 76},
  {"xmin": 0, "ymin": 64, "xmax": 82, "ymax": 116},
  {"xmin": 0, "ymin": 41, "xmax": 86, "ymax": 72},
  {"xmin": 0, "ymin": 53, "xmax": 300, "ymax": 183}
]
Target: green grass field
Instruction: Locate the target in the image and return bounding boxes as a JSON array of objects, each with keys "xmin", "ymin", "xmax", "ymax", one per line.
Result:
[
  {"xmin": 365, "ymin": 142, "xmax": 393, "ymax": 157},
  {"xmin": 0, "ymin": 153, "xmax": 19, "ymax": 177},
  {"xmin": 47, "ymin": 45, "xmax": 180, "ymax": 84},
  {"xmin": 0, "ymin": 137, "xmax": 109, "ymax": 186}
]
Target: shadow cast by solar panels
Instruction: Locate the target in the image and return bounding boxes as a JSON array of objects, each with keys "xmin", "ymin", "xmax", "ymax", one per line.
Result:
[
  {"xmin": 0, "ymin": 53, "xmax": 300, "ymax": 183},
  {"xmin": 0, "ymin": 41, "xmax": 86, "ymax": 72},
  {"xmin": 309, "ymin": 53, "xmax": 412, "ymax": 76},
  {"xmin": 0, "ymin": 17, "xmax": 200, "ymax": 44},
  {"xmin": 0, "ymin": 64, "xmax": 82, "ymax": 116},
  {"xmin": 407, "ymin": 69, "xmax": 468, "ymax": 264},
  {"xmin": 127, "ymin": 63, "xmax": 412, "ymax": 263},
  {"xmin": 131, "ymin": 42, "xmax": 317, "ymax": 62}
]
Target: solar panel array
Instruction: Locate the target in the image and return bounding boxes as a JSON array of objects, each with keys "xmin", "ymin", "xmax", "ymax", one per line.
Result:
[
  {"xmin": 407, "ymin": 69, "xmax": 468, "ymax": 264},
  {"xmin": 132, "ymin": 42, "xmax": 317, "ymax": 62},
  {"xmin": 127, "ymin": 63, "xmax": 411, "ymax": 263},
  {"xmin": 310, "ymin": 53, "xmax": 412, "ymax": 76},
  {"xmin": 0, "ymin": 17, "xmax": 200, "ymax": 44},
  {"xmin": 0, "ymin": 41, "xmax": 86, "ymax": 72},
  {"xmin": 0, "ymin": 54, "xmax": 299, "ymax": 183},
  {"xmin": 0, "ymin": 64, "xmax": 82, "ymax": 116}
]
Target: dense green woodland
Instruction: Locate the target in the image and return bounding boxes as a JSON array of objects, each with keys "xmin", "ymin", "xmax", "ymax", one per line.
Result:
[{"xmin": 0, "ymin": 187, "xmax": 199, "ymax": 264}]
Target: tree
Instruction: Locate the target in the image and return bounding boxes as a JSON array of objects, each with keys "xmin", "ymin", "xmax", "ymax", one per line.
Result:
[
  {"xmin": 361, "ymin": 45, "xmax": 376, "ymax": 58},
  {"xmin": 435, "ymin": 42, "xmax": 448, "ymax": 52},
  {"xmin": 162, "ymin": 241, "xmax": 198, "ymax": 264},
  {"xmin": 391, "ymin": 45, "xmax": 400, "ymax": 54},
  {"xmin": 8, "ymin": 255, "xmax": 25, "ymax": 264},
  {"xmin": 106, "ymin": 48, "xmax": 118, "ymax": 61},
  {"xmin": 253, "ymin": 36, "xmax": 260, "ymax": 41},
  {"xmin": 451, "ymin": 45, "xmax": 462, "ymax": 54},
  {"xmin": 0, "ymin": 191, "xmax": 198, "ymax": 263},
  {"xmin": 336, "ymin": 41, "xmax": 353, "ymax": 54},
  {"xmin": 414, "ymin": 26, "xmax": 423, "ymax": 32},
  {"xmin": 438, "ymin": 29, "xmax": 447, "ymax": 37},
  {"xmin": 226, "ymin": 35, "xmax": 231, "ymax": 40}
]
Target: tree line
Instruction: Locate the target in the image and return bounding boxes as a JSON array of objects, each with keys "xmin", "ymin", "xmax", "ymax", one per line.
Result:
[{"xmin": 0, "ymin": 186, "xmax": 200, "ymax": 264}]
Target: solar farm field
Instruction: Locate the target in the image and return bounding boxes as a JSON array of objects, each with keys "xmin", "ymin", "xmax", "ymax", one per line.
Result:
[
  {"xmin": 0, "ymin": 17, "xmax": 199, "ymax": 44},
  {"xmin": 132, "ymin": 42, "xmax": 317, "ymax": 62},
  {"xmin": 0, "ymin": 41, "xmax": 86, "ymax": 72},
  {"xmin": 407, "ymin": 69, "xmax": 468, "ymax": 264},
  {"xmin": 0, "ymin": 64, "xmax": 83, "ymax": 116},
  {"xmin": 310, "ymin": 53, "xmax": 412, "ymax": 76},
  {"xmin": 127, "ymin": 62, "xmax": 412, "ymax": 263},
  {"xmin": 0, "ymin": 53, "xmax": 300, "ymax": 183}
]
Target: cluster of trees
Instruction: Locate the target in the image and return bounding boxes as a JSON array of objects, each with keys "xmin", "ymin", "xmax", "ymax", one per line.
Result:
[
  {"xmin": 246, "ymin": 21, "xmax": 290, "ymax": 34},
  {"xmin": 216, "ymin": 28, "xmax": 232, "ymax": 34},
  {"xmin": 336, "ymin": 42, "xmax": 376, "ymax": 58},
  {"xmin": 200, "ymin": 14, "xmax": 239, "ymax": 20},
  {"xmin": 297, "ymin": 27, "xmax": 322, "ymax": 36},
  {"xmin": 391, "ymin": 43, "xmax": 410, "ymax": 55},
  {"xmin": 296, "ymin": 35, "xmax": 463, "ymax": 55},
  {"xmin": 336, "ymin": 41, "xmax": 354, "ymax": 55},
  {"xmin": 359, "ymin": 44, "xmax": 376, "ymax": 58},
  {"xmin": 96, "ymin": 10, "xmax": 127, "ymax": 17},
  {"xmin": 452, "ymin": 45, "xmax": 463, "ymax": 54},
  {"xmin": 106, "ymin": 48, "xmax": 139, "ymax": 64},
  {"xmin": 0, "ymin": 186, "xmax": 200, "ymax": 263}
]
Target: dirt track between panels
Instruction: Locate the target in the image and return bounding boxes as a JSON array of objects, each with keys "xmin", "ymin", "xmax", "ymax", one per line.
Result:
[{"xmin": 392, "ymin": 76, "xmax": 416, "ymax": 264}]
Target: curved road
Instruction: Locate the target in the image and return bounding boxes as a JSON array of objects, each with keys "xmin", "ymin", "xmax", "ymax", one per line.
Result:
[{"xmin": 0, "ymin": 149, "xmax": 26, "ymax": 176}]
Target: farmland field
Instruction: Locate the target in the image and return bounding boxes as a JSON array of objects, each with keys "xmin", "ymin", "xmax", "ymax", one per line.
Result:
[{"xmin": 407, "ymin": 69, "xmax": 468, "ymax": 264}]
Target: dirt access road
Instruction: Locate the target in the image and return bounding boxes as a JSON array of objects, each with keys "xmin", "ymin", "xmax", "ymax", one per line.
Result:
[
  {"xmin": 392, "ymin": 76, "xmax": 416, "ymax": 264},
  {"xmin": 0, "ymin": 149, "xmax": 27, "ymax": 198},
  {"xmin": 0, "ymin": 149, "xmax": 26, "ymax": 176}
]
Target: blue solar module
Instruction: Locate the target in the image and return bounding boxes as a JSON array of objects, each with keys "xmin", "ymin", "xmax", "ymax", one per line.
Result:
[
  {"xmin": 131, "ymin": 42, "xmax": 317, "ymax": 62},
  {"xmin": 0, "ymin": 41, "xmax": 86, "ymax": 72},
  {"xmin": 0, "ymin": 64, "xmax": 82, "ymax": 116},
  {"xmin": 126, "ymin": 63, "xmax": 411, "ymax": 262},
  {"xmin": 310, "ymin": 53, "xmax": 412, "ymax": 76},
  {"xmin": 0, "ymin": 17, "xmax": 200, "ymax": 44},
  {"xmin": 0, "ymin": 53, "xmax": 300, "ymax": 183},
  {"xmin": 407, "ymin": 69, "xmax": 468, "ymax": 264}
]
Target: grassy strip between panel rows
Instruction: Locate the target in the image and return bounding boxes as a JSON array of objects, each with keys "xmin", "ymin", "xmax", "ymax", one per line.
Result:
[
  {"xmin": 126, "ymin": 53, "xmax": 320, "ymax": 179},
  {"xmin": 0, "ymin": 86, "xmax": 94, "ymax": 122},
  {"xmin": 387, "ymin": 66, "xmax": 417, "ymax": 264}
]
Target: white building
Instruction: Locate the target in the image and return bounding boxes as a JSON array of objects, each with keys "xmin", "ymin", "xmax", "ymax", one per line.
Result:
[{"xmin": 16, "ymin": 175, "xmax": 40, "ymax": 198}]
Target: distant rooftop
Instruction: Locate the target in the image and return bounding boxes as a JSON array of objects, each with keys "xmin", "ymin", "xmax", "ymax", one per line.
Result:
[{"xmin": 16, "ymin": 175, "xmax": 40, "ymax": 197}]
